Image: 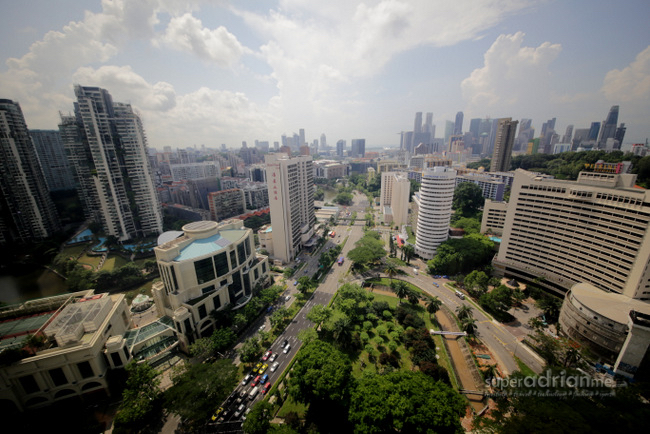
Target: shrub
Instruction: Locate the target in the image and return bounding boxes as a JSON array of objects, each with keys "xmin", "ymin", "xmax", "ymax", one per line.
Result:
[{"xmin": 383, "ymin": 310, "xmax": 393, "ymax": 320}]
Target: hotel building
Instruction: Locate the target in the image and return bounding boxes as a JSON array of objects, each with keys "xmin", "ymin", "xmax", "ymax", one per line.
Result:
[{"xmin": 152, "ymin": 220, "xmax": 269, "ymax": 347}]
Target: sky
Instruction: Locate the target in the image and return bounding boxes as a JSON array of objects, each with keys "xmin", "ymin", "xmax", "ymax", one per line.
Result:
[{"xmin": 1, "ymin": 0, "xmax": 650, "ymax": 150}]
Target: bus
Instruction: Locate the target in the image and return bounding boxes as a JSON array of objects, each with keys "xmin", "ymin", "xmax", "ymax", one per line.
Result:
[
  {"xmin": 330, "ymin": 231, "xmax": 336, "ymax": 238},
  {"xmin": 337, "ymin": 256, "xmax": 344, "ymax": 266}
]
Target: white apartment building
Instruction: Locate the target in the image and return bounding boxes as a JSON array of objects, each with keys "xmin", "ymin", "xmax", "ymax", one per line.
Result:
[
  {"xmin": 413, "ymin": 167, "xmax": 457, "ymax": 259},
  {"xmin": 380, "ymin": 172, "xmax": 411, "ymax": 228},
  {"xmin": 264, "ymin": 154, "xmax": 315, "ymax": 263},
  {"xmin": 169, "ymin": 162, "xmax": 222, "ymax": 181},
  {"xmin": 152, "ymin": 220, "xmax": 269, "ymax": 348}
]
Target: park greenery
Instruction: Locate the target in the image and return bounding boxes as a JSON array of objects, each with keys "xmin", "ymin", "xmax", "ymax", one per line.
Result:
[
  {"xmin": 273, "ymin": 283, "xmax": 463, "ymax": 433},
  {"xmin": 426, "ymin": 233, "xmax": 494, "ymax": 275},
  {"xmin": 347, "ymin": 230, "xmax": 386, "ymax": 271},
  {"xmin": 113, "ymin": 362, "xmax": 163, "ymax": 433}
]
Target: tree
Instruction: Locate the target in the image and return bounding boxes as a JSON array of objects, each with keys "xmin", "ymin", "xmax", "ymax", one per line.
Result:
[
  {"xmin": 389, "ymin": 233, "xmax": 396, "ymax": 257},
  {"xmin": 348, "ymin": 371, "xmax": 465, "ymax": 434},
  {"xmin": 189, "ymin": 337, "xmax": 215, "ymax": 361},
  {"xmin": 307, "ymin": 305, "xmax": 333, "ymax": 326},
  {"xmin": 451, "ymin": 216, "xmax": 481, "ymax": 234},
  {"xmin": 239, "ymin": 337, "xmax": 262, "ymax": 364},
  {"xmin": 242, "ymin": 401, "xmax": 274, "ymax": 434},
  {"xmin": 384, "ymin": 261, "xmax": 398, "ymax": 282},
  {"xmin": 212, "ymin": 327, "xmax": 236, "ymax": 353},
  {"xmin": 334, "ymin": 192, "xmax": 354, "ymax": 206},
  {"xmin": 114, "ymin": 361, "xmax": 162, "ymax": 430},
  {"xmin": 426, "ymin": 297, "xmax": 442, "ymax": 320},
  {"xmin": 528, "ymin": 317, "xmax": 546, "ymax": 331},
  {"xmin": 164, "ymin": 360, "xmax": 237, "ymax": 424},
  {"xmin": 456, "ymin": 304, "xmax": 473, "ymax": 321},
  {"xmin": 464, "ymin": 270, "xmax": 489, "ymax": 296},
  {"xmin": 271, "ymin": 307, "xmax": 290, "ymax": 328},
  {"xmin": 288, "ymin": 340, "xmax": 353, "ymax": 405},
  {"xmin": 426, "ymin": 234, "xmax": 494, "ymax": 275},
  {"xmin": 331, "ymin": 315, "xmax": 354, "ymax": 348},
  {"xmin": 401, "ymin": 244, "xmax": 415, "ymax": 264},
  {"xmin": 391, "ymin": 280, "xmax": 409, "ymax": 304},
  {"xmin": 297, "ymin": 276, "xmax": 313, "ymax": 294},
  {"xmin": 348, "ymin": 231, "xmax": 386, "ymax": 269},
  {"xmin": 461, "ymin": 317, "xmax": 477, "ymax": 337},
  {"xmin": 453, "ymin": 182, "xmax": 484, "ymax": 218},
  {"xmin": 406, "ymin": 288, "xmax": 420, "ymax": 305}
]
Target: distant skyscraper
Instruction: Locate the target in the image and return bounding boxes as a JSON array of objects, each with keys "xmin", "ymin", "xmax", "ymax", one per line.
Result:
[
  {"xmin": 336, "ymin": 139, "xmax": 346, "ymax": 157},
  {"xmin": 540, "ymin": 117, "xmax": 557, "ymax": 154},
  {"xmin": 490, "ymin": 118, "xmax": 518, "ymax": 172},
  {"xmin": 351, "ymin": 139, "xmax": 366, "ymax": 158},
  {"xmin": 0, "ymin": 99, "xmax": 60, "ymax": 244},
  {"xmin": 514, "ymin": 118, "xmax": 534, "ymax": 152},
  {"xmin": 597, "ymin": 105, "xmax": 620, "ymax": 149},
  {"xmin": 615, "ymin": 123, "xmax": 626, "ymax": 148},
  {"xmin": 588, "ymin": 122, "xmax": 601, "ymax": 141},
  {"xmin": 444, "ymin": 121, "xmax": 454, "ymax": 147},
  {"xmin": 454, "ymin": 112, "xmax": 464, "ymax": 135},
  {"xmin": 413, "ymin": 112, "xmax": 423, "ymax": 134},
  {"xmin": 265, "ymin": 154, "xmax": 315, "ymax": 263},
  {"xmin": 30, "ymin": 129, "xmax": 75, "ymax": 191},
  {"xmin": 562, "ymin": 125, "xmax": 574, "ymax": 144},
  {"xmin": 61, "ymin": 86, "xmax": 162, "ymax": 241},
  {"xmin": 414, "ymin": 167, "xmax": 456, "ymax": 259},
  {"xmin": 320, "ymin": 133, "xmax": 327, "ymax": 150},
  {"xmin": 299, "ymin": 128, "xmax": 306, "ymax": 147}
]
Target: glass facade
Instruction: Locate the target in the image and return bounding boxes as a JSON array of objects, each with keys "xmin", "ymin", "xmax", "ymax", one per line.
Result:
[
  {"xmin": 214, "ymin": 252, "xmax": 229, "ymax": 277},
  {"xmin": 194, "ymin": 257, "xmax": 215, "ymax": 284}
]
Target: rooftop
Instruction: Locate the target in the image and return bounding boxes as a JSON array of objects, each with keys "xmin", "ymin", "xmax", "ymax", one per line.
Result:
[
  {"xmin": 571, "ymin": 283, "xmax": 650, "ymax": 325},
  {"xmin": 174, "ymin": 229, "xmax": 248, "ymax": 261}
]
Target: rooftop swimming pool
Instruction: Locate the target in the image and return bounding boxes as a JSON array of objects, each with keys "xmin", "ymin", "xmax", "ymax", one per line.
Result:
[{"xmin": 488, "ymin": 236, "xmax": 502, "ymax": 243}]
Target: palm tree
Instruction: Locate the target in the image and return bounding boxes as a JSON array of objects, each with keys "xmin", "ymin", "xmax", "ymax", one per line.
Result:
[
  {"xmin": 461, "ymin": 317, "xmax": 477, "ymax": 337},
  {"xmin": 456, "ymin": 304, "xmax": 473, "ymax": 321},
  {"xmin": 402, "ymin": 244, "xmax": 415, "ymax": 265},
  {"xmin": 384, "ymin": 262, "xmax": 398, "ymax": 283},
  {"xmin": 426, "ymin": 297, "xmax": 442, "ymax": 320},
  {"xmin": 391, "ymin": 280, "xmax": 409, "ymax": 304},
  {"xmin": 332, "ymin": 316, "xmax": 353, "ymax": 348},
  {"xmin": 563, "ymin": 346, "xmax": 580, "ymax": 368},
  {"xmin": 406, "ymin": 288, "xmax": 420, "ymax": 305}
]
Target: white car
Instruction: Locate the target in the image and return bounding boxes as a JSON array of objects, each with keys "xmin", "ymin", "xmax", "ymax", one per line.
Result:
[
  {"xmin": 413, "ymin": 268, "xmax": 418, "ymax": 275},
  {"xmin": 283, "ymin": 344, "xmax": 291, "ymax": 354},
  {"xmin": 270, "ymin": 361, "xmax": 280, "ymax": 372}
]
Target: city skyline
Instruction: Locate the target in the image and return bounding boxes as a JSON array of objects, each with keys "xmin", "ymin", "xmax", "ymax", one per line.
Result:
[{"xmin": 1, "ymin": 1, "xmax": 650, "ymax": 149}]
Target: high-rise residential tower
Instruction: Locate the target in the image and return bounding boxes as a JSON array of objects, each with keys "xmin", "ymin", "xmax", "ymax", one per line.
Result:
[
  {"xmin": 413, "ymin": 166, "xmax": 456, "ymax": 259},
  {"xmin": 30, "ymin": 130, "xmax": 76, "ymax": 191},
  {"xmin": 336, "ymin": 139, "xmax": 346, "ymax": 157},
  {"xmin": 490, "ymin": 118, "xmax": 518, "ymax": 172},
  {"xmin": 265, "ymin": 154, "xmax": 315, "ymax": 263},
  {"xmin": 61, "ymin": 86, "xmax": 162, "ymax": 241},
  {"xmin": 0, "ymin": 99, "xmax": 60, "ymax": 244}
]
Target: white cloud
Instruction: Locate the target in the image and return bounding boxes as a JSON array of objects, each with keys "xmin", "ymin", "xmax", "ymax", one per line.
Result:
[
  {"xmin": 602, "ymin": 46, "xmax": 650, "ymax": 103},
  {"xmin": 156, "ymin": 13, "xmax": 247, "ymax": 67},
  {"xmin": 461, "ymin": 32, "xmax": 561, "ymax": 115}
]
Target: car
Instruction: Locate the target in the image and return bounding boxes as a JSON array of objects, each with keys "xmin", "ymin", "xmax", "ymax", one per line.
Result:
[
  {"xmin": 242, "ymin": 408, "xmax": 251, "ymax": 421},
  {"xmin": 234, "ymin": 404, "xmax": 246, "ymax": 419},
  {"xmin": 251, "ymin": 375, "xmax": 261, "ymax": 387},
  {"xmin": 258, "ymin": 324, "xmax": 265, "ymax": 332},
  {"xmin": 260, "ymin": 374, "xmax": 269, "ymax": 384},
  {"xmin": 270, "ymin": 361, "xmax": 280, "ymax": 372},
  {"xmin": 413, "ymin": 268, "xmax": 418, "ymax": 275},
  {"xmin": 258, "ymin": 363, "xmax": 268, "ymax": 374},
  {"xmin": 262, "ymin": 350, "xmax": 272, "ymax": 361},
  {"xmin": 254, "ymin": 362, "xmax": 262, "ymax": 373},
  {"xmin": 283, "ymin": 344, "xmax": 291, "ymax": 354},
  {"xmin": 293, "ymin": 280, "xmax": 298, "ymax": 286},
  {"xmin": 241, "ymin": 373, "xmax": 253, "ymax": 386},
  {"xmin": 282, "ymin": 339, "xmax": 289, "ymax": 348},
  {"xmin": 210, "ymin": 407, "xmax": 224, "ymax": 421},
  {"xmin": 262, "ymin": 382, "xmax": 272, "ymax": 394},
  {"xmin": 269, "ymin": 353, "xmax": 278, "ymax": 362}
]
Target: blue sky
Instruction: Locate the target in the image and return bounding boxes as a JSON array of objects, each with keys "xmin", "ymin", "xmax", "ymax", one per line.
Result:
[{"xmin": 1, "ymin": 0, "xmax": 649, "ymax": 149}]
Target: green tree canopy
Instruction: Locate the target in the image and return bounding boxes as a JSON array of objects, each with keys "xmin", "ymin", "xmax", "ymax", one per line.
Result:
[
  {"xmin": 348, "ymin": 370, "xmax": 465, "ymax": 434},
  {"xmin": 164, "ymin": 360, "xmax": 238, "ymax": 423},
  {"xmin": 426, "ymin": 234, "xmax": 494, "ymax": 275},
  {"xmin": 114, "ymin": 362, "xmax": 162, "ymax": 431},
  {"xmin": 334, "ymin": 192, "xmax": 354, "ymax": 206},
  {"xmin": 288, "ymin": 340, "xmax": 353, "ymax": 405},
  {"xmin": 452, "ymin": 182, "xmax": 484, "ymax": 218},
  {"xmin": 348, "ymin": 231, "xmax": 386, "ymax": 268}
]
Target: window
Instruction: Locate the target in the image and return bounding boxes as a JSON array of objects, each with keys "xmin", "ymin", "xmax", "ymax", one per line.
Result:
[
  {"xmin": 254, "ymin": 268, "xmax": 259, "ymax": 280},
  {"xmin": 110, "ymin": 352, "xmax": 122, "ymax": 367},
  {"xmin": 49, "ymin": 368, "xmax": 68, "ymax": 387},
  {"xmin": 262, "ymin": 262, "xmax": 267, "ymax": 274},
  {"xmin": 237, "ymin": 243, "xmax": 247, "ymax": 266},
  {"xmin": 202, "ymin": 285, "xmax": 215, "ymax": 294},
  {"xmin": 230, "ymin": 250, "xmax": 237, "ymax": 268},
  {"xmin": 195, "ymin": 257, "xmax": 216, "ymax": 284},
  {"xmin": 213, "ymin": 294, "xmax": 221, "ymax": 310},
  {"xmin": 19, "ymin": 375, "xmax": 40, "ymax": 394},
  {"xmin": 77, "ymin": 361, "xmax": 94, "ymax": 379},
  {"xmin": 214, "ymin": 252, "xmax": 229, "ymax": 277},
  {"xmin": 198, "ymin": 304, "xmax": 207, "ymax": 320}
]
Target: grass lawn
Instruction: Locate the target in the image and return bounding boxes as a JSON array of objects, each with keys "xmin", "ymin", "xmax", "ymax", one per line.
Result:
[
  {"xmin": 101, "ymin": 254, "xmax": 129, "ymax": 271},
  {"xmin": 514, "ymin": 356, "xmax": 536, "ymax": 376},
  {"xmin": 61, "ymin": 244, "xmax": 89, "ymax": 259},
  {"xmin": 77, "ymin": 253, "xmax": 102, "ymax": 268},
  {"xmin": 277, "ymin": 397, "xmax": 309, "ymax": 418},
  {"xmin": 406, "ymin": 226, "xmax": 415, "ymax": 243}
]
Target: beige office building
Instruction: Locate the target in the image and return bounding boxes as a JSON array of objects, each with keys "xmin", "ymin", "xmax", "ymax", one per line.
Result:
[{"xmin": 265, "ymin": 154, "xmax": 315, "ymax": 263}]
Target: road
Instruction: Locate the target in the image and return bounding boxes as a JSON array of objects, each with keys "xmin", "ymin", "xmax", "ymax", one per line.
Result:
[{"xmin": 208, "ymin": 219, "xmax": 366, "ymax": 431}]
